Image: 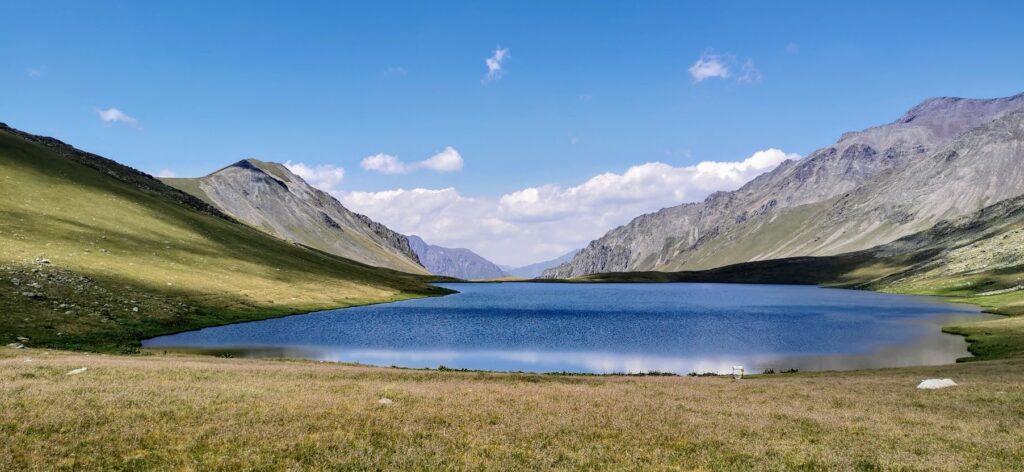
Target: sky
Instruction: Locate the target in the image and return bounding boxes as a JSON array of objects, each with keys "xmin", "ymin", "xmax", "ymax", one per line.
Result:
[{"xmin": 3, "ymin": 1, "xmax": 1023, "ymax": 266}]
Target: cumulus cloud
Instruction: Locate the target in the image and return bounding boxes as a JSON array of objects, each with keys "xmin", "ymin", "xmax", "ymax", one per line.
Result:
[
  {"xmin": 360, "ymin": 147, "xmax": 464, "ymax": 174},
  {"xmin": 336, "ymin": 149, "xmax": 798, "ymax": 266},
  {"xmin": 284, "ymin": 161, "xmax": 345, "ymax": 192},
  {"xmin": 484, "ymin": 47, "xmax": 509, "ymax": 82},
  {"xmin": 95, "ymin": 107, "xmax": 137, "ymax": 125},
  {"xmin": 361, "ymin": 153, "xmax": 411, "ymax": 174},
  {"xmin": 688, "ymin": 52, "xmax": 731, "ymax": 82},
  {"xmin": 156, "ymin": 169, "xmax": 176, "ymax": 178},
  {"xmin": 419, "ymin": 146, "xmax": 463, "ymax": 172}
]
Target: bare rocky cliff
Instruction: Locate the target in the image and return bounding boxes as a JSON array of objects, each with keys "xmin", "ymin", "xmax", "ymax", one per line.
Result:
[
  {"xmin": 164, "ymin": 160, "xmax": 427, "ymax": 274},
  {"xmin": 544, "ymin": 92, "xmax": 1024, "ymax": 278}
]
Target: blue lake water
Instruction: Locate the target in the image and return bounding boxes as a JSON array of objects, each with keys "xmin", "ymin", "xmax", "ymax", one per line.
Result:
[{"xmin": 142, "ymin": 283, "xmax": 992, "ymax": 374}]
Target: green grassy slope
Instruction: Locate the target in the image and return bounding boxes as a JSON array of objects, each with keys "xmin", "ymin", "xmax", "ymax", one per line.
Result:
[{"xmin": 0, "ymin": 124, "xmax": 450, "ymax": 352}]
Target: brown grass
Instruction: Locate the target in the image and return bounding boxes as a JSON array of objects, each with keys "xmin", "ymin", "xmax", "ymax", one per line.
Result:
[{"xmin": 2, "ymin": 348, "xmax": 1022, "ymax": 471}]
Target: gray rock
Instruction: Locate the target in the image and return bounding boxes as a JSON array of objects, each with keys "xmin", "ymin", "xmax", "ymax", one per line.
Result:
[{"xmin": 6, "ymin": 343, "xmax": 24, "ymax": 349}]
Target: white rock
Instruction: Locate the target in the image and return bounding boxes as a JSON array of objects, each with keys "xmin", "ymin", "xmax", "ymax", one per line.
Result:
[
  {"xmin": 917, "ymin": 378, "xmax": 957, "ymax": 390},
  {"xmin": 6, "ymin": 343, "xmax": 24, "ymax": 349},
  {"xmin": 66, "ymin": 367, "xmax": 88, "ymax": 375},
  {"xmin": 378, "ymin": 398, "xmax": 393, "ymax": 405}
]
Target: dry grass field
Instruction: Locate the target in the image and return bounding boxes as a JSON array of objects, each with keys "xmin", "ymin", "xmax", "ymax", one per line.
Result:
[{"xmin": 2, "ymin": 348, "xmax": 1023, "ymax": 471}]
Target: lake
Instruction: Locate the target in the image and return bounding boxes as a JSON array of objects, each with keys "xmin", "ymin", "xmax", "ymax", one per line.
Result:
[{"xmin": 142, "ymin": 283, "xmax": 992, "ymax": 374}]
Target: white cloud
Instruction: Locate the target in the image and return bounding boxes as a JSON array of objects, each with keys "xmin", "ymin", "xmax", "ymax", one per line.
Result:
[
  {"xmin": 688, "ymin": 51, "xmax": 762, "ymax": 84},
  {"xmin": 419, "ymin": 146, "xmax": 463, "ymax": 172},
  {"xmin": 785, "ymin": 42, "xmax": 800, "ymax": 54},
  {"xmin": 360, "ymin": 147, "xmax": 464, "ymax": 174},
  {"xmin": 361, "ymin": 153, "xmax": 411, "ymax": 174},
  {"xmin": 484, "ymin": 47, "xmax": 509, "ymax": 82},
  {"xmin": 336, "ymin": 149, "xmax": 798, "ymax": 266},
  {"xmin": 26, "ymin": 67, "xmax": 43, "ymax": 78},
  {"xmin": 95, "ymin": 107, "xmax": 138, "ymax": 125},
  {"xmin": 688, "ymin": 52, "xmax": 730, "ymax": 82},
  {"xmin": 156, "ymin": 169, "xmax": 176, "ymax": 178},
  {"xmin": 284, "ymin": 161, "xmax": 345, "ymax": 192}
]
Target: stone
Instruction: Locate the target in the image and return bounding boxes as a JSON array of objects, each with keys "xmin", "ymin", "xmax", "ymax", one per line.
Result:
[
  {"xmin": 917, "ymin": 378, "xmax": 958, "ymax": 390},
  {"xmin": 15, "ymin": 336, "xmax": 29, "ymax": 343},
  {"xmin": 6, "ymin": 343, "xmax": 24, "ymax": 349},
  {"xmin": 377, "ymin": 398, "xmax": 393, "ymax": 405},
  {"xmin": 66, "ymin": 367, "xmax": 88, "ymax": 375}
]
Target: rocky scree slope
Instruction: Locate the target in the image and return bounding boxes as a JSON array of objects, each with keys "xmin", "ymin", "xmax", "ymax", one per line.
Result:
[
  {"xmin": 163, "ymin": 160, "xmax": 427, "ymax": 275},
  {"xmin": 544, "ymin": 93, "xmax": 1024, "ymax": 278}
]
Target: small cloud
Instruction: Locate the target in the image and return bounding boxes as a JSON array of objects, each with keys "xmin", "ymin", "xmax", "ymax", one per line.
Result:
[
  {"xmin": 484, "ymin": 47, "xmax": 509, "ymax": 82},
  {"xmin": 361, "ymin": 153, "xmax": 412, "ymax": 174},
  {"xmin": 156, "ymin": 169, "xmax": 176, "ymax": 178},
  {"xmin": 785, "ymin": 42, "xmax": 800, "ymax": 54},
  {"xmin": 688, "ymin": 51, "xmax": 762, "ymax": 85},
  {"xmin": 419, "ymin": 146, "xmax": 464, "ymax": 172},
  {"xmin": 95, "ymin": 107, "xmax": 138, "ymax": 125},
  {"xmin": 579, "ymin": 93, "xmax": 593, "ymax": 102},
  {"xmin": 570, "ymin": 136, "xmax": 579, "ymax": 146},
  {"xmin": 283, "ymin": 161, "xmax": 346, "ymax": 192},
  {"xmin": 384, "ymin": 66, "xmax": 407, "ymax": 76},
  {"xmin": 688, "ymin": 52, "xmax": 730, "ymax": 82},
  {"xmin": 738, "ymin": 59, "xmax": 762, "ymax": 84},
  {"xmin": 361, "ymin": 147, "xmax": 465, "ymax": 174},
  {"xmin": 26, "ymin": 67, "xmax": 44, "ymax": 78}
]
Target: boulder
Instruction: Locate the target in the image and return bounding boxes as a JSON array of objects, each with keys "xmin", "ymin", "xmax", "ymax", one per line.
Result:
[{"xmin": 917, "ymin": 378, "xmax": 957, "ymax": 390}]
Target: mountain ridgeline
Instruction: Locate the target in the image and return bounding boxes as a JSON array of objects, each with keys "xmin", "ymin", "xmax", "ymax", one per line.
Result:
[
  {"xmin": 163, "ymin": 160, "xmax": 427, "ymax": 275},
  {"xmin": 407, "ymin": 235, "xmax": 506, "ymax": 280},
  {"xmin": 544, "ymin": 93, "xmax": 1024, "ymax": 278}
]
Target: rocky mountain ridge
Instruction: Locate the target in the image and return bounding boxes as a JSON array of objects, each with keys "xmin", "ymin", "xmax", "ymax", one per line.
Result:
[
  {"xmin": 407, "ymin": 235, "xmax": 506, "ymax": 280},
  {"xmin": 163, "ymin": 160, "xmax": 427, "ymax": 274},
  {"xmin": 544, "ymin": 92, "xmax": 1024, "ymax": 278}
]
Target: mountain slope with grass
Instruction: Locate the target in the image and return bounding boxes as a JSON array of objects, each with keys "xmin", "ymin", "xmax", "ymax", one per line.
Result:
[
  {"xmin": 0, "ymin": 123, "xmax": 449, "ymax": 351},
  {"xmin": 545, "ymin": 93, "xmax": 1024, "ymax": 278},
  {"xmin": 162, "ymin": 160, "xmax": 427, "ymax": 274}
]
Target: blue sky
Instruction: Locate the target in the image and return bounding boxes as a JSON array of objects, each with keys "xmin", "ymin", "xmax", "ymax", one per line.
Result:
[{"xmin": 3, "ymin": 1, "xmax": 1023, "ymax": 265}]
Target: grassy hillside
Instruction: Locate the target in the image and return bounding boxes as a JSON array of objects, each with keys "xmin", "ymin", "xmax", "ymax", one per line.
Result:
[
  {"xmin": 0, "ymin": 125, "xmax": 449, "ymax": 352},
  {"xmin": 2, "ymin": 349, "xmax": 1022, "ymax": 470}
]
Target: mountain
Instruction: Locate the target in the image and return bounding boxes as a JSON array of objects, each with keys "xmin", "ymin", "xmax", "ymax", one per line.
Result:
[
  {"xmin": 407, "ymin": 236, "xmax": 506, "ymax": 280},
  {"xmin": 162, "ymin": 160, "xmax": 427, "ymax": 275},
  {"xmin": 0, "ymin": 123, "xmax": 446, "ymax": 351},
  {"xmin": 544, "ymin": 93, "xmax": 1024, "ymax": 278},
  {"xmin": 503, "ymin": 249, "xmax": 580, "ymax": 278}
]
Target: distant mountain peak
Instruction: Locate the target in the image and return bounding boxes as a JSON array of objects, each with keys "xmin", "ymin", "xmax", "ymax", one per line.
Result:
[{"xmin": 407, "ymin": 235, "xmax": 506, "ymax": 280}]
